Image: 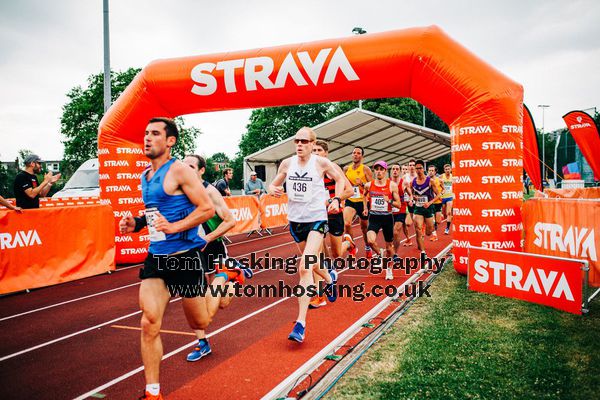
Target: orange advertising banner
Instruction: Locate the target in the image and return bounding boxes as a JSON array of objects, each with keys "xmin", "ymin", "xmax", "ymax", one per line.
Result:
[
  {"xmin": 543, "ymin": 187, "xmax": 600, "ymax": 199},
  {"xmin": 223, "ymin": 195, "xmax": 260, "ymax": 234},
  {"xmin": 0, "ymin": 205, "xmax": 116, "ymax": 295},
  {"xmin": 259, "ymin": 194, "xmax": 289, "ymax": 229},
  {"xmin": 523, "ymin": 198, "xmax": 599, "ymax": 287},
  {"xmin": 563, "ymin": 111, "xmax": 600, "ymax": 180},
  {"xmin": 468, "ymin": 246, "xmax": 585, "ymax": 315}
]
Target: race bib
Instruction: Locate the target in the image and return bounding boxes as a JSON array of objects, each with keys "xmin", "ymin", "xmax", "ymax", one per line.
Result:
[
  {"xmin": 370, "ymin": 196, "xmax": 388, "ymax": 212},
  {"xmin": 403, "ymin": 193, "xmax": 410, "ymax": 202},
  {"xmin": 288, "ymin": 178, "xmax": 313, "ymax": 202},
  {"xmin": 415, "ymin": 196, "xmax": 428, "ymax": 207},
  {"xmin": 145, "ymin": 207, "xmax": 166, "ymax": 242},
  {"xmin": 351, "ymin": 185, "xmax": 361, "ymax": 199},
  {"xmin": 444, "ymin": 181, "xmax": 452, "ymax": 194}
]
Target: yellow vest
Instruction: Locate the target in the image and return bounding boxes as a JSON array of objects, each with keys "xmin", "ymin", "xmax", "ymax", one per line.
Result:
[
  {"xmin": 440, "ymin": 174, "xmax": 453, "ymax": 199},
  {"xmin": 346, "ymin": 163, "xmax": 368, "ymax": 202}
]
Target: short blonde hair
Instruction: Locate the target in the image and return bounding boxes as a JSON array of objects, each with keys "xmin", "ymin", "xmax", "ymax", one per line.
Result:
[{"xmin": 297, "ymin": 126, "xmax": 317, "ymax": 142}]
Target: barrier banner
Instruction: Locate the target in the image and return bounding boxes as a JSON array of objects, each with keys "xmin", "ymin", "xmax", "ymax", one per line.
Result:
[
  {"xmin": 523, "ymin": 198, "xmax": 599, "ymax": 286},
  {"xmin": 223, "ymin": 195, "xmax": 260, "ymax": 234},
  {"xmin": 468, "ymin": 246, "xmax": 585, "ymax": 315},
  {"xmin": 259, "ymin": 194, "xmax": 289, "ymax": 229},
  {"xmin": 0, "ymin": 205, "xmax": 115, "ymax": 295},
  {"xmin": 563, "ymin": 111, "xmax": 600, "ymax": 180},
  {"xmin": 543, "ymin": 187, "xmax": 600, "ymax": 199}
]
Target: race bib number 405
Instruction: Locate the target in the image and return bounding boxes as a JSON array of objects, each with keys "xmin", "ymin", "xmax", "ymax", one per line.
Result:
[{"xmin": 371, "ymin": 196, "xmax": 388, "ymax": 212}]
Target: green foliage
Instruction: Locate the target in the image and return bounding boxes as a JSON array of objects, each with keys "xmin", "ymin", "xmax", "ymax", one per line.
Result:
[
  {"xmin": 61, "ymin": 68, "xmax": 141, "ymax": 175},
  {"xmin": 327, "ymin": 98, "xmax": 449, "ymax": 133},
  {"xmin": 237, "ymin": 103, "xmax": 332, "ymax": 157},
  {"xmin": 60, "ymin": 68, "xmax": 199, "ymax": 174},
  {"xmin": 0, "ymin": 163, "xmax": 17, "ymax": 197},
  {"xmin": 172, "ymin": 117, "xmax": 200, "ymax": 160}
]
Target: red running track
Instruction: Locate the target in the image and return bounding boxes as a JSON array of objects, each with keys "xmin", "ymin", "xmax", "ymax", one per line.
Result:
[{"xmin": 0, "ymin": 225, "xmax": 452, "ymax": 399}]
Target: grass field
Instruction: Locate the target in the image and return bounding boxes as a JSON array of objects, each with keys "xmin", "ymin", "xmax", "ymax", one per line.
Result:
[{"xmin": 326, "ymin": 264, "xmax": 599, "ymax": 400}]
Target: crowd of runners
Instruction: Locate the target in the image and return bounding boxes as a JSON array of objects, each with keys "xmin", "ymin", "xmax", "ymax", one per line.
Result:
[{"xmin": 119, "ymin": 118, "xmax": 453, "ymax": 400}]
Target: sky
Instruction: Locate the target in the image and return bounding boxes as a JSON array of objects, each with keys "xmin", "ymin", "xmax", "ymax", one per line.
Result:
[{"xmin": 0, "ymin": 0, "xmax": 598, "ymax": 162}]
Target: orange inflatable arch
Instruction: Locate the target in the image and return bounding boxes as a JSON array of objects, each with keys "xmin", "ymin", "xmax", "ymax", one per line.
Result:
[{"xmin": 99, "ymin": 25, "xmax": 524, "ymax": 271}]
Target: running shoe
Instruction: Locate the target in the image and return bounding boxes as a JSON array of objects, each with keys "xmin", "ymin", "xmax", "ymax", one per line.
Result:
[
  {"xmin": 444, "ymin": 227, "xmax": 450, "ymax": 235},
  {"xmin": 392, "ymin": 254, "xmax": 402, "ymax": 263},
  {"xmin": 186, "ymin": 338, "xmax": 212, "ymax": 362},
  {"xmin": 324, "ymin": 270, "xmax": 338, "ymax": 303},
  {"xmin": 430, "ymin": 231, "xmax": 438, "ymax": 241},
  {"xmin": 231, "ymin": 258, "xmax": 254, "ymax": 280},
  {"xmin": 288, "ymin": 321, "xmax": 305, "ymax": 343},
  {"xmin": 309, "ymin": 295, "xmax": 327, "ymax": 309},
  {"xmin": 139, "ymin": 392, "xmax": 164, "ymax": 400},
  {"xmin": 365, "ymin": 247, "xmax": 373, "ymax": 259},
  {"xmin": 385, "ymin": 267, "xmax": 394, "ymax": 280},
  {"xmin": 343, "ymin": 233, "xmax": 357, "ymax": 256},
  {"xmin": 216, "ymin": 262, "xmax": 245, "ymax": 284}
]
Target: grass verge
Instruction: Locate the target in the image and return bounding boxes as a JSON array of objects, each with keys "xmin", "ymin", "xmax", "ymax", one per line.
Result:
[{"xmin": 326, "ymin": 264, "xmax": 599, "ymax": 400}]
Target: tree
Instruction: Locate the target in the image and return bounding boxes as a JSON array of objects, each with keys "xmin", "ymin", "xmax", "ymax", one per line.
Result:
[
  {"xmin": 0, "ymin": 162, "xmax": 17, "ymax": 197},
  {"xmin": 238, "ymin": 103, "xmax": 332, "ymax": 157},
  {"xmin": 326, "ymin": 98, "xmax": 449, "ymax": 132},
  {"xmin": 60, "ymin": 68, "xmax": 199, "ymax": 175}
]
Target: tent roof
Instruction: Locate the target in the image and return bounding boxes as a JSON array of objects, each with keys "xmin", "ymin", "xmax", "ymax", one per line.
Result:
[{"xmin": 244, "ymin": 108, "xmax": 450, "ymax": 167}]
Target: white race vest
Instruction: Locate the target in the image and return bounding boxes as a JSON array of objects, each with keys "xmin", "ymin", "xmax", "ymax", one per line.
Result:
[{"xmin": 286, "ymin": 155, "xmax": 328, "ymax": 223}]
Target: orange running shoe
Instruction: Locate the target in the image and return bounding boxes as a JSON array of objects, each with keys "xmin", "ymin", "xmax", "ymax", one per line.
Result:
[
  {"xmin": 430, "ymin": 231, "xmax": 438, "ymax": 241},
  {"xmin": 139, "ymin": 391, "xmax": 163, "ymax": 400},
  {"xmin": 216, "ymin": 263, "xmax": 244, "ymax": 284},
  {"xmin": 309, "ymin": 295, "xmax": 327, "ymax": 309},
  {"xmin": 343, "ymin": 234, "xmax": 357, "ymax": 256}
]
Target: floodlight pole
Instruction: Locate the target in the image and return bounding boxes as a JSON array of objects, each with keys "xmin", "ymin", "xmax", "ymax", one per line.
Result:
[
  {"xmin": 103, "ymin": 0, "xmax": 112, "ymax": 113},
  {"xmin": 352, "ymin": 27, "xmax": 367, "ymax": 109},
  {"xmin": 538, "ymin": 105, "xmax": 550, "ymax": 180}
]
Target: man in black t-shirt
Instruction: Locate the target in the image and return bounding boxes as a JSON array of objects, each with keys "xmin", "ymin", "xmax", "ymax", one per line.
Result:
[
  {"xmin": 13, "ymin": 154, "xmax": 61, "ymax": 209},
  {"xmin": 214, "ymin": 168, "xmax": 232, "ymax": 197}
]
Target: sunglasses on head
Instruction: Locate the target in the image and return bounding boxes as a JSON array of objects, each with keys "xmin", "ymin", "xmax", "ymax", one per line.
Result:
[{"xmin": 294, "ymin": 138, "xmax": 311, "ymax": 144}]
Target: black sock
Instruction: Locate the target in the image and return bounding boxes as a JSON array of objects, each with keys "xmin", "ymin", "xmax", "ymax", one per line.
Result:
[{"xmin": 446, "ymin": 222, "xmax": 450, "ymax": 229}]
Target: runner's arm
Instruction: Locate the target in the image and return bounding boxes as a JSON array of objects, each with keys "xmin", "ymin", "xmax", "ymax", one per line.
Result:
[
  {"xmin": 364, "ymin": 165, "xmax": 373, "ymax": 182},
  {"xmin": 390, "ymin": 181, "xmax": 402, "ymax": 209},
  {"xmin": 334, "ymin": 164, "xmax": 354, "ymax": 201},
  {"xmin": 156, "ymin": 162, "xmax": 215, "ymax": 234},
  {"xmin": 269, "ymin": 159, "xmax": 289, "ymax": 197},
  {"xmin": 204, "ymin": 185, "xmax": 235, "ymax": 243}
]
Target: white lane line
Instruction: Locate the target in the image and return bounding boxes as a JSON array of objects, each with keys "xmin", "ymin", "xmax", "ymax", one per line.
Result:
[
  {"xmin": 261, "ymin": 242, "xmax": 453, "ymax": 399},
  {"xmin": 72, "ymin": 296, "xmax": 291, "ymax": 400},
  {"xmin": 227, "ymin": 230, "xmax": 288, "ymax": 246},
  {"xmin": 0, "ymin": 282, "xmax": 141, "ymax": 322},
  {"xmin": 0, "ymin": 297, "xmax": 180, "ymax": 362},
  {"xmin": 72, "ymin": 266, "xmax": 350, "ymax": 400}
]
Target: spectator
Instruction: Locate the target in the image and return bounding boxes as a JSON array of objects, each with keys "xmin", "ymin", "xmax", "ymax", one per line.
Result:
[
  {"xmin": 0, "ymin": 195, "xmax": 22, "ymax": 212},
  {"xmin": 214, "ymin": 168, "xmax": 233, "ymax": 197},
  {"xmin": 244, "ymin": 171, "xmax": 266, "ymax": 196},
  {"xmin": 13, "ymin": 154, "xmax": 61, "ymax": 209}
]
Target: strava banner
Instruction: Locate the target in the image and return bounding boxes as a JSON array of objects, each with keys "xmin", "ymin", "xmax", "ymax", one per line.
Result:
[
  {"xmin": 563, "ymin": 111, "xmax": 600, "ymax": 181},
  {"xmin": 98, "ymin": 26, "xmax": 524, "ymax": 266},
  {"xmin": 523, "ymin": 198, "xmax": 599, "ymax": 287},
  {"xmin": 468, "ymin": 246, "xmax": 585, "ymax": 315},
  {"xmin": 523, "ymin": 104, "xmax": 543, "ymax": 190},
  {"xmin": 0, "ymin": 205, "xmax": 115, "ymax": 295},
  {"xmin": 223, "ymin": 195, "xmax": 260, "ymax": 234},
  {"xmin": 259, "ymin": 194, "xmax": 288, "ymax": 229}
]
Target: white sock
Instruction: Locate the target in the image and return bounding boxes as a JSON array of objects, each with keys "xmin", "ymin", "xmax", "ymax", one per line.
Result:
[
  {"xmin": 296, "ymin": 320, "xmax": 306, "ymax": 327},
  {"xmin": 146, "ymin": 383, "xmax": 160, "ymax": 395}
]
